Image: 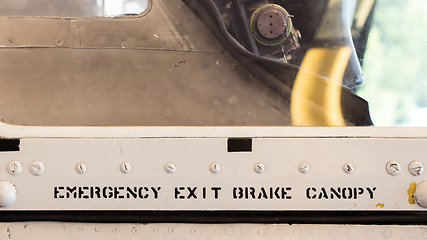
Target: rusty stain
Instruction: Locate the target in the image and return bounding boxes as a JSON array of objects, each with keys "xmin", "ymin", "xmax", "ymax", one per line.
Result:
[
  {"xmin": 174, "ymin": 60, "xmax": 186, "ymax": 68},
  {"xmin": 117, "ymin": 142, "xmax": 124, "ymax": 154},
  {"xmin": 376, "ymin": 203, "xmax": 384, "ymax": 208},
  {"xmin": 408, "ymin": 182, "xmax": 417, "ymax": 205}
]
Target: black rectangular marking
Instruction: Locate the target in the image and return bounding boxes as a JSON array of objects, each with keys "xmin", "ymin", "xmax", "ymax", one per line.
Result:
[
  {"xmin": 227, "ymin": 138, "xmax": 252, "ymax": 152},
  {"xmin": 0, "ymin": 139, "xmax": 20, "ymax": 152}
]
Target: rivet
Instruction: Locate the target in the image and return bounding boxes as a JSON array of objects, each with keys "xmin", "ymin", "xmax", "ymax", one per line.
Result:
[
  {"xmin": 275, "ymin": 228, "xmax": 284, "ymax": 236},
  {"xmin": 112, "ymin": 226, "xmax": 119, "ymax": 232},
  {"xmin": 55, "ymin": 38, "xmax": 64, "ymax": 46},
  {"xmin": 168, "ymin": 227, "xmax": 175, "ymax": 233},
  {"xmin": 151, "ymin": 227, "xmax": 157, "ymax": 233},
  {"xmin": 383, "ymin": 230, "xmax": 392, "ymax": 238},
  {"xmin": 293, "ymin": 228, "xmax": 301, "ymax": 236},
  {"xmin": 386, "ymin": 161, "xmax": 401, "ymax": 176},
  {"xmin": 409, "ymin": 161, "xmax": 424, "ymax": 176},
  {"xmin": 210, "ymin": 162, "xmax": 221, "ymax": 174},
  {"xmin": 95, "ymin": 226, "xmax": 101, "ymax": 232},
  {"xmin": 131, "ymin": 227, "xmax": 139, "ymax": 234},
  {"xmin": 366, "ymin": 230, "xmax": 374, "ymax": 238},
  {"xmin": 258, "ymin": 228, "xmax": 267, "ymax": 237},
  {"xmin": 75, "ymin": 163, "xmax": 87, "ymax": 174},
  {"xmin": 254, "ymin": 162, "xmax": 265, "ymax": 173},
  {"xmin": 231, "ymin": 64, "xmax": 238, "ymax": 69},
  {"xmin": 299, "ymin": 162, "xmax": 310, "ymax": 174},
  {"xmin": 225, "ymin": 227, "xmax": 233, "ymax": 235},
  {"xmin": 30, "ymin": 161, "xmax": 45, "ymax": 176},
  {"xmin": 191, "ymin": 228, "xmax": 198, "ymax": 234},
  {"xmin": 312, "ymin": 229, "xmax": 319, "ymax": 236},
  {"xmin": 7, "ymin": 161, "xmax": 23, "ymax": 176},
  {"xmin": 120, "ymin": 162, "xmax": 132, "ymax": 173},
  {"xmin": 408, "ymin": 230, "xmax": 417, "ymax": 238},
  {"xmin": 343, "ymin": 163, "xmax": 354, "ymax": 174},
  {"xmin": 165, "ymin": 163, "xmax": 176, "ymax": 174},
  {"xmin": 241, "ymin": 228, "xmax": 249, "ymax": 235}
]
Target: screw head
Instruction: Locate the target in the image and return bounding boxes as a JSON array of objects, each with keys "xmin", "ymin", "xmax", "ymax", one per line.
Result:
[
  {"xmin": 75, "ymin": 163, "xmax": 87, "ymax": 174},
  {"xmin": 409, "ymin": 161, "xmax": 424, "ymax": 176},
  {"xmin": 55, "ymin": 38, "xmax": 64, "ymax": 46},
  {"xmin": 299, "ymin": 162, "xmax": 310, "ymax": 174},
  {"xmin": 29, "ymin": 161, "xmax": 45, "ymax": 176},
  {"xmin": 386, "ymin": 161, "xmax": 402, "ymax": 176},
  {"xmin": 210, "ymin": 162, "xmax": 221, "ymax": 174},
  {"xmin": 165, "ymin": 163, "xmax": 176, "ymax": 174},
  {"xmin": 7, "ymin": 161, "xmax": 23, "ymax": 176},
  {"xmin": 254, "ymin": 162, "xmax": 265, "ymax": 173},
  {"xmin": 120, "ymin": 162, "xmax": 132, "ymax": 173},
  {"xmin": 343, "ymin": 163, "xmax": 354, "ymax": 174}
]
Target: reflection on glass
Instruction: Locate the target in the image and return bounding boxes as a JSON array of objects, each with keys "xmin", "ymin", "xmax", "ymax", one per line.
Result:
[
  {"xmin": 359, "ymin": 0, "xmax": 427, "ymax": 126},
  {"xmin": 0, "ymin": 0, "xmax": 148, "ymax": 17},
  {"xmin": 100, "ymin": 0, "xmax": 148, "ymax": 17}
]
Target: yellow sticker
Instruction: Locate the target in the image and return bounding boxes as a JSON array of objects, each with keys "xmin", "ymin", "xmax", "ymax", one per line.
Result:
[
  {"xmin": 408, "ymin": 182, "xmax": 417, "ymax": 205},
  {"xmin": 376, "ymin": 203, "xmax": 384, "ymax": 208}
]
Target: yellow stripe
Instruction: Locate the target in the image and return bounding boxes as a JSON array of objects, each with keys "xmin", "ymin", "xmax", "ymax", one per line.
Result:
[{"xmin": 291, "ymin": 47, "xmax": 352, "ymax": 126}]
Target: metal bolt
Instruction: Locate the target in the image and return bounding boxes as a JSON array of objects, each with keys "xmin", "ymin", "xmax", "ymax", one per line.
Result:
[
  {"xmin": 165, "ymin": 163, "xmax": 176, "ymax": 174},
  {"xmin": 343, "ymin": 163, "xmax": 354, "ymax": 174},
  {"xmin": 29, "ymin": 161, "xmax": 45, "ymax": 176},
  {"xmin": 409, "ymin": 160, "xmax": 424, "ymax": 176},
  {"xmin": 75, "ymin": 163, "xmax": 87, "ymax": 174},
  {"xmin": 55, "ymin": 38, "xmax": 64, "ymax": 46},
  {"xmin": 120, "ymin": 162, "xmax": 132, "ymax": 173},
  {"xmin": 254, "ymin": 162, "xmax": 265, "ymax": 173},
  {"xmin": 7, "ymin": 161, "xmax": 23, "ymax": 176},
  {"xmin": 386, "ymin": 161, "xmax": 402, "ymax": 176},
  {"xmin": 299, "ymin": 162, "xmax": 310, "ymax": 174},
  {"xmin": 210, "ymin": 162, "xmax": 221, "ymax": 174}
]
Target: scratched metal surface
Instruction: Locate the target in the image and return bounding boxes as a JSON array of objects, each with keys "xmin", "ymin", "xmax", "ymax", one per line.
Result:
[
  {"xmin": 0, "ymin": 48, "xmax": 290, "ymax": 126},
  {"xmin": 0, "ymin": 0, "xmax": 291, "ymax": 126}
]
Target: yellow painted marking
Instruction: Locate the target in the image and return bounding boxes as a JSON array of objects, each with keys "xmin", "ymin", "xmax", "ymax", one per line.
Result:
[
  {"xmin": 376, "ymin": 203, "xmax": 384, "ymax": 208},
  {"xmin": 407, "ymin": 182, "xmax": 417, "ymax": 205},
  {"xmin": 291, "ymin": 47, "xmax": 352, "ymax": 126}
]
